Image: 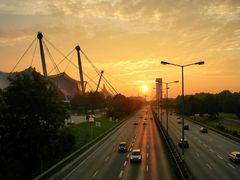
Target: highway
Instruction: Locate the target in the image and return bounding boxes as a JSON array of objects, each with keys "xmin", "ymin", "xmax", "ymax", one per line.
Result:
[
  {"xmin": 161, "ymin": 111, "xmax": 240, "ymax": 180},
  {"xmin": 50, "ymin": 106, "xmax": 176, "ymax": 180}
]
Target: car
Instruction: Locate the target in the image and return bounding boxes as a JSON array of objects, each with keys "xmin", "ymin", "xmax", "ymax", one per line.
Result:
[
  {"xmin": 184, "ymin": 124, "xmax": 189, "ymax": 130},
  {"xmin": 228, "ymin": 152, "xmax": 240, "ymax": 163},
  {"xmin": 118, "ymin": 142, "xmax": 128, "ymax": 152},
  {"xmin": 178, "ymin": 139, "xmax": 189, "ymax": 148},
  {"xmin": 130, "ymin": 149, "xmax": 142, "ymax": 163},
  {"xmin": 133, "ymin": 121, "xmax": 138, "ymax": 125},
  {"xmin": 200, "ymin": 127, "xmax": 208, "ymax": 133},
  {"xmin": 143, "ymin": 120, "xmax": 147, "ymax": 125},
  {"xmin": 177, "ymin": 120, "xmax": 181, "ymax": 124}
]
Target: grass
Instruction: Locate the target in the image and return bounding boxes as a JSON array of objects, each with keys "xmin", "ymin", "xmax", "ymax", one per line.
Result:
[{"xmin": 64, "ymin": 116, "xmax": 119, "ymax": 150}]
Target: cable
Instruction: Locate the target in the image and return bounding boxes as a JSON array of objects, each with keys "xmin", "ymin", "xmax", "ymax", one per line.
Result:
[
  {"xmin": 11, "ymin": 38, "xmax": 37, "ymax": 72},
  {"xmin": 42, "ymin": 39, "xmax": 60, "ymax": 74},
  {"xmin": 48, "ymin": 48, "xmax": 75, "ymax": 74},
  {"xmin": 30, "ymin": 40, "xmax": 38, "ymax": 67}
]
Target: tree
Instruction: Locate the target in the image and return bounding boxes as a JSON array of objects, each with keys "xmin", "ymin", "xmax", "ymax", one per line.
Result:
[
  {"xmin": 0, "ymin": 68, "xmax": 69, "ymax": 179},
  {"xmin": 204, "ymin": 94, "xmax": 219, "ymax": 119}
]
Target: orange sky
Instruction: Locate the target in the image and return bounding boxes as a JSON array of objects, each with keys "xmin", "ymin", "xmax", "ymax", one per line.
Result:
[{"xmin": 0, "ymin": 0, "xmax": 240, "ymax": 98}]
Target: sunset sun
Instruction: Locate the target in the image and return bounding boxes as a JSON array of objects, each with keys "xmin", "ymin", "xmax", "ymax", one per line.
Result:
[{"xmin": 141, "ymin": 85, "xmax": 149, "ymax": 94}]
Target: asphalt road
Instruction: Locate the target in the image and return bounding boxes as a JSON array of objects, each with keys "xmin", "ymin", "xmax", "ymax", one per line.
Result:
[
  {"xmin": 161, "ymin": 111, "xmax": 240, "ymax": 180},
  {"xmin": 50, "ymin": 106, "xmax": 176, "ymax": 180}
]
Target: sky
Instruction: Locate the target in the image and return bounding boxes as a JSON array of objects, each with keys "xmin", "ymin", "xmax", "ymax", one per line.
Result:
[{"xmin": 0, "ymin": 0, "xmax": 240, "ymax": 98}]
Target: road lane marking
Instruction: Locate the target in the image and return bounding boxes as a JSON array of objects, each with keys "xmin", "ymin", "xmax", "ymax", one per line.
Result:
[
  {"xmin": 206, "ymin": 164, "xmax": 212, "ymax": 170},
  {"xmin": 124, "ymin": 161, "xmax": 127, "ymax": 167},
  {"xmin": 147, "ymin": 153, "xmax": 149, "ymax": 158},
  {"xmin": 105, "ymin": 156, "xmax": 109, "ymax": 162},
  {"xmin": 130, "ymin": 148, "xmax": 132, "ymax": 152},
  {"xmin": 203, "ymin": 144, "xmax": 207, "ymax": 148},
  {"xmin": 209, "ymin": 148, "xmax": 214, "ymax": 153},
  {"xmin": 92, "ymin": 170, "xmax": 99, "ymax": 178},
  {"xmin": 217, "ymin": 154, "xmax": 223, "ymax": 160},
  {"xmin": 227, "ymin": 163, "xmax": 235, "ymax": 169},
  {"xmin": 127, "ymin": 153, "xmax": 130, "ymax": 158},
  {"xmin": 146, "ymin": 165, "xmax": 149, "ymax": 172},
  {"xmin": 119, "ymin": 170, "xmax": 123, "ymax": 179}
]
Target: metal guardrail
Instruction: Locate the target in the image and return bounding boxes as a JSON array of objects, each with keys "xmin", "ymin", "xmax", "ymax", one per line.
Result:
[{"xmin": 150, "ymin": 107, "xmax": 192, "ymax": 180}]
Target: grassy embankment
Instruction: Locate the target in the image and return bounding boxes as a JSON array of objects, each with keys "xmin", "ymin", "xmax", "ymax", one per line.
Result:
[
  {"xmin": 188, "ymin": 113, "xmax": 240, "ymax": 139},
  {"xmin": 65, "ymin": 116, "xmax": 119, "ymax": 150},
  {"xmin": 42, "ymin": 116, "xmax": 120, "ymax": 172}
]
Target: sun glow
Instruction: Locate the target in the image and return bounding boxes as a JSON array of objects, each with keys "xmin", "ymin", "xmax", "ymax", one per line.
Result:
[{"xmin": 141, "ymin": 85, "xmax": 149, "ymax": 94}]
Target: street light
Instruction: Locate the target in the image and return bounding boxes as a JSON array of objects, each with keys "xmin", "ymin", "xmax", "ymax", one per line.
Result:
[
  {"xmin": 161, "ymin": 60, "xmax": 204, "ymax": 159},
  {"xmin": 162, "ymin": 80, "xmax": 179, "ymax": 137}
]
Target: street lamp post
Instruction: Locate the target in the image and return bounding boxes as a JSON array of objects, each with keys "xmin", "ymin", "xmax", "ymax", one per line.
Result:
[
  {"xmin": 161, "ymin": 60, "xmax": 204, "ymax": 159},
  {"xmin": 162, "ymin": 80, "xmax": 179, "ymax": 136}
]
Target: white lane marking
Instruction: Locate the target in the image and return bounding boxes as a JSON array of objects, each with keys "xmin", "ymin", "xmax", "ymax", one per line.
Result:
[
  {"xmin": 130, "ymin": 148, "xmax": 132, "ymax": 152},
  {"xmin": 124, "ymin": 161, "xmax": 127, "ymax": 167},
  {"xmin": 92, "ymin": 170, "xmax": 99, "ymax": 178},
  {"xmin": 217, "ymin": 154, "xmax": 223, "ymax": 160},
  {"xmin": 105, "ymin": 156, "xmax": 109, "ymax": 162},
  {"xmin": 227, "ymin": 163, "xmax": 235, "ymax": 169},
  {"xmin": 203, "ymin": 144, "xmax": 207, "ymax": 148},
  {"xmin": 127, "ymin": 153, "xmax": 130, "ymax": 158},
  {"xmin": 209, "ymin": 148, "xmax": 214, "ymax": 153},
  {"xmin": 147, "ymin": 145, "xmax": 150, "ymax": 149},
  {"xmin": 147, "ymin": 153, "xmax": 149, "ymax": 158},
  {"xmin": 146, "ymin": 165, "xmax": 149, "ymax": 172},
  {"xmin": 206, "ymin": 164, "xmax": 212, "ymax": 170},
  {"xmin": 119, "ymin": 170, "xmax": 123, "ymax": 179}
]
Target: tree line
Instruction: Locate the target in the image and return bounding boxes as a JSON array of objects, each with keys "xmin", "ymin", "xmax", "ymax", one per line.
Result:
[{"xmin": 173, "ymin": 90, "xmax": 240, "ymax": 119}]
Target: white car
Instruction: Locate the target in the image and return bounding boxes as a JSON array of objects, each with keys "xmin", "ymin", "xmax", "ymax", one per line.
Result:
[
  {"xmin": 228, "ymin": 152, "xmax": 240, "ymax": 163},
  {"xmin": 130, "ymin": 149, "xmax": 142, "ymax": 163}
]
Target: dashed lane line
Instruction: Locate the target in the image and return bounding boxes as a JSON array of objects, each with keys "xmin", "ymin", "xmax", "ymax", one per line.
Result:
[
  {"xmin": 217, "ymin": 154, "xmax": 223, "ymax": 160},
  {"xmin": 124, "ymin": 161, "xmax": 127, "ymax": 167},
  {"xmin": 146, "ymin": 165, "xmax": 149, "ymax": 172},
  {"xmin": 119, "ymin": 170, "xmax": 123, "ymax": 179},
  {"xmin": 227, "ymin": 163, "xmax": 235, "ymax": 169},
  {"xmin": 92, "ymin": 170, "xmax": 99, "ymax": 178},
  {"xmin": 206, "ymin": 164, "xmax": 212, "ymax": 170},
  {"xmin": 209, "ymin": 148, "xmax": 214, "ymax": 153}
]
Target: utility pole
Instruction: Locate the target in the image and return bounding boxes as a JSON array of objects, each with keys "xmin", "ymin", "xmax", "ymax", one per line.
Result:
[
  {"xmin": 75, "ymin": 45, "xmax": 85, "ymax": 94},
  {"xmin": 37, "ymin": 32, "xmax": 48, "ymax": 80}
]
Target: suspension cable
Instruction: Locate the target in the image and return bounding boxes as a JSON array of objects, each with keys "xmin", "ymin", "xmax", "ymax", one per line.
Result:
[
  {"xmin": 64, "ymin": 50, "xmax": 75, "ymax": 72},
  {"xmin": 30, "ymin": 40, "xmax": 38, "ymax": 67},
  {"xmin": 48, "ymin": 48, "xmax": 75, "ymax": 74},
  {"xmin": 42, "ymin": 39, "xmax": 60, "ymax": 74},
  {"xmin": 11, "ymin": 37, "xmax": 37, "ymax": 72}
]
